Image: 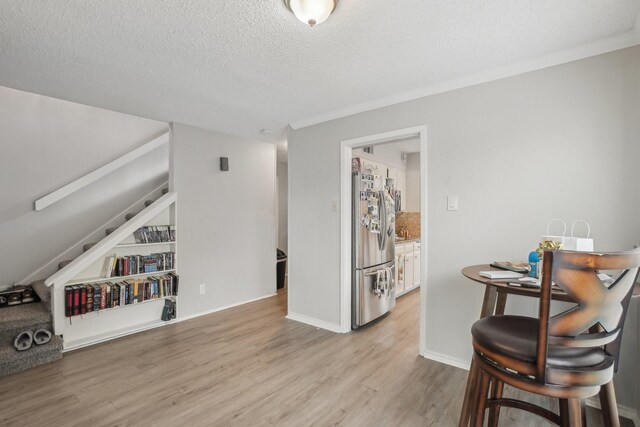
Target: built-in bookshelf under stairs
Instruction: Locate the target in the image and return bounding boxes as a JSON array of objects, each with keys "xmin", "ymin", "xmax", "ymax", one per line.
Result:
[{"xmin": 0, "ymin": 185, "xmax": 176, "ymax": 377}]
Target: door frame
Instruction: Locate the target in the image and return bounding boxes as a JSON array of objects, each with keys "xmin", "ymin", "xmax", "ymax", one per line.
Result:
[{"xmin": 339, "ymin": 125, "xmax": 428, "ymax": 355}]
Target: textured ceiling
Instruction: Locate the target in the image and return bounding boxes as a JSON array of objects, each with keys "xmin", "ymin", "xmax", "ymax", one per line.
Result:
[{"xmin": 1, "ymin": 1, "xmax": 639, "ymax": 140}]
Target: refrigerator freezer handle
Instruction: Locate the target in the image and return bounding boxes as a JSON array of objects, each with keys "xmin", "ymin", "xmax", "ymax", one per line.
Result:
[{"xmin": 379, "ymin": 190, "xmax": 387, "ymax": 250}]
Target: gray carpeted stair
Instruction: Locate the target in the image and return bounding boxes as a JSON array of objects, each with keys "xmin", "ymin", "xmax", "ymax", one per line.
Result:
[
  {"xmin": 0, "ymin": 335, "xmax": 62, "ymax": 377},
  {"xmin": 83, "ymin": 242, "xmax": 97, "ymax": 252},
  {"xmin": 144, "ymin": 199, "xmax": 154, "ymax": 207},
  {"xmin": 125, "ymin": 212, "xmax": 137, "ymax": 221},
  {"xmin": 162, "ymin": 187, "xmax": 168, "ymax": 194},
  {"xmin": 58, "ymin": 260, "xmax": 73, "ymax": 270},
  {"xmin": 106, "ymin": 227, "xmax": 117, "ymax": 236},
  {"xmin": 0, "ymin": 303, "xmax": 51, "ymax": 345},
  {"xmin": 30, "ymin": 280, "xmax": 51, "ymax": 310},
  {"xmin": 0, "ymin": 303, "xmax": 61, "ymax": 376}
]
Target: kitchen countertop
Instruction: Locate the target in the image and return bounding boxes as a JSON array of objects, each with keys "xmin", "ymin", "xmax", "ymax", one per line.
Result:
[{"xmin": 395, "ymin": 237, "xmax": 420, "ymax": 244}]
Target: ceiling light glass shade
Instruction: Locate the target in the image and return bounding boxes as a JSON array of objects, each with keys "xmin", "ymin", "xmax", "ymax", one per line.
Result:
[{"xmin": 285, "ymin": 0, "xmax": 337, "ymax": 27}]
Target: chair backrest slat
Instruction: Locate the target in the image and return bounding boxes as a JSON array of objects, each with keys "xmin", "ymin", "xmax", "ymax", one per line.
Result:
[{"xmin": 536, "ymin": 249, "xmax": 640, "ymax": 382}]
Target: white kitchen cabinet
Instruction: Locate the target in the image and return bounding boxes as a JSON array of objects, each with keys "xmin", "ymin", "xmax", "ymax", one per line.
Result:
[
  {"xmin": 403, "ymin": 246, "xmax": 414, "ymax": 293},
  {"xmin": 395, "ymin": 241, "xmax": 421, "ymax": 298},
  {"xmin": 395, "ymin": 253, "xmax": 405, "ymax": 295}
]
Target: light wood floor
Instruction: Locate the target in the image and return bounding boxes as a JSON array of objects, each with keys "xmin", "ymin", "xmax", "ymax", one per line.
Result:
[{"xmin": 0, "ymin": 289, "xmax": 632, "ymax": 426}]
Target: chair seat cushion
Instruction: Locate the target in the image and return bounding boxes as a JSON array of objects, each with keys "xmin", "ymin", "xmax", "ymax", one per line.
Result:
[{"xmin": 472, "ymin": 315, "xmax": 606, "ymax": 369}]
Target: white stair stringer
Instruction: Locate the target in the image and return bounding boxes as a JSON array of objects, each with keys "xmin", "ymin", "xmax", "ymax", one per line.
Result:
[
  {"xmin": 45, "ymin": 192, "xmax": 177, "ymax": 337},
  {"xmin": 17, "ymin": 181, "xmax": 169, "ymax": 288}
]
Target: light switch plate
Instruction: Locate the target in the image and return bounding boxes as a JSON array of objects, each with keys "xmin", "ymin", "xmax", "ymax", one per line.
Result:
[
  {"xmin": 199, "ymin": 284, "xmax": 206, "ymax": 294},
  {"xmin": 447, "ymin": 195, "xmax": 459, "ymax": 211}
]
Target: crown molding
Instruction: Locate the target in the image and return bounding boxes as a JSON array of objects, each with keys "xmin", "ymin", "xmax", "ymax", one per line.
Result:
[{"xmin": 290, "ymin": 27, "xmax": 640, "ymax": 130}]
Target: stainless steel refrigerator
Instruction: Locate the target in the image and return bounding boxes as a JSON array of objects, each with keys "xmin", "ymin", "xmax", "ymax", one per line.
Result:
[{"xmin": 352, "ymin": 171, "xmax": 396, "ymax": 329}]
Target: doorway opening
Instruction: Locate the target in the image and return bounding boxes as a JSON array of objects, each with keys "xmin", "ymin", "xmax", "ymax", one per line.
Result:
[
  {"xmin": 276, "ymin": 142, "xmax": 288, "ymax": 294},
  {"xmin": 340, "ymin": 126, "xmax": 427, "ymax": 355}
]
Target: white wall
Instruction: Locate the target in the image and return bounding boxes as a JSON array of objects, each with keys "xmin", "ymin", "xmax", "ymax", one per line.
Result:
[
  {"xmin": 289, "ymin": 46, "xmax": 640, "ymax": 409},
  {"xmin": 277, "ymin": 161, "xmax": 288, "ymax": 253},
  {"xmin": 405, "ymin": 152, "xmax": 420, "ymax": 212},
  {"xmin": 353, "ymin": 142, "xmax": 407, "ymax": 170},
  {"xmin": 170, "ymin": 123, "xmax": 277, "ymax": 318},
  {"xmin": 0, "ymin": 86, "xmax": 169, "ymax": 285}
]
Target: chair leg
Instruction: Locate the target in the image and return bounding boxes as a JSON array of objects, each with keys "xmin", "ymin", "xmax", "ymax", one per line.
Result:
[
  {"xmin": 487, "ymin": 379, "xmax": 503, "ymax": 427},
  {"xmin": 559, "ymin": 399, "xmax": 570, "ymax": 427},
  {"xmin": 566, "ymin": 398, "xmax": 583, "ymax": 427},
  {"xmin": 459, "ymin": 360, "xmax": 478, "ymax": 427},
  {"xmin": 473, "ymin": 370, "xmax": 491, "ymax": 427},
  {"xmin": 599, "ymin": 380, "xmax": 620, "ymax": 427}
]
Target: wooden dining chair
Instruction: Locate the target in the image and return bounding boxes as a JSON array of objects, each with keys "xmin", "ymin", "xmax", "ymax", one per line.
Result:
[{"xmin": 459, "ymin": 249, "xmax": 640, "ymax": 427}]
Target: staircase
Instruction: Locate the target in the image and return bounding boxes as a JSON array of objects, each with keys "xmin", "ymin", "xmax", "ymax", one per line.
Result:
[{"xmin": 0, "ymin": 186, "xmax": 169, "ymax": 377}]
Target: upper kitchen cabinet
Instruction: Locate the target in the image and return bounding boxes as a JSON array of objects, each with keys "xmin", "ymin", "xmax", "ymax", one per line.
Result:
[
  {"xmin": 395, "ymin": 170, "xmax": 406, "ymax": 211},
  {"xmin": 404, "ymin": 153, "xmax": 420, "ymax": 212}
]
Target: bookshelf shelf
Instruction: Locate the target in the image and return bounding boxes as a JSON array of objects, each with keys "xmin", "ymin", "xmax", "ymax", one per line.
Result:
[
  {"xmin": 66, "ymin": 269, "xmax": 177, "ymax": 285},
  {"xmin": 67, "ymin": 295, "xmax": 176, "ymax": 320},
  {"xmin": 115, "ymin": 241, "xmax": 175, "ymax": 248}
]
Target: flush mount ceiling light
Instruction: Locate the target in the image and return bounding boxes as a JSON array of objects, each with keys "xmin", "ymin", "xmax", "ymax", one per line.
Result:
[{"xmin": 284, "ymin": 0, "xmax": 338, "ymax": 27}]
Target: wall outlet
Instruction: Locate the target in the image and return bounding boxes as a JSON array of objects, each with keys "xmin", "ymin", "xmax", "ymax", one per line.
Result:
[{"xmin": 199, "ymin": 283, "xmax": 206, "ymax": 294}]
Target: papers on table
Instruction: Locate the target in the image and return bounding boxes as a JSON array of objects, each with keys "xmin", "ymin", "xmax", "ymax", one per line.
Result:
[
  {"xmin": 507, "ymin": 277, "xmax": 541, "ymax": 288},
  {"xmin": 479, "ymin": 270, "xmax": 524, "ymax": 280}
]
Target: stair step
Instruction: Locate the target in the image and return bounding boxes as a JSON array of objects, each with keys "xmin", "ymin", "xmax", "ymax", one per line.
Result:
[
  {"xmin": 29, "ymin": 281, "xmax": 50, "ymax": 311},
  {"xmin": 0, "ymin": 304, "xmax": 52, "ymax": 344},
  {"xmin": 83, "ymin": 242, "xmax": 97, "ymax": 252},
  {"xmin": 162, "ymin": 188, "xmax": 168, "ymax": 195},
  {"xmin": 0, "ymin": 335, "xmax": 62, "ymax": 377},
  {"xmin": 106, "ymin": 227, "xmax": 117, "ymax": 236},
  {"xmin": 144, "ymin": 199, "xmax": 155, "ymax": 207},
  {"xmin": 125, "ymin": 212, "xmax": 137, "ymax": 221},
  {"xmin": 58, "ymin": 260, "xmax": 73, "ymax": 270}
]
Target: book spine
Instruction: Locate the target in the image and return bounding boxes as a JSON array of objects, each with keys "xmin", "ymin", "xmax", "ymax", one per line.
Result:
[
  {"xmin": 113, "ymin": 284, "xmax": 120, "ymax": 307},
  {"xmin": 65, "ymin": 287, "xmax": 73, "ymax": 317},
  {"xmin": 108, "ymin": 284, "xmax": 113, "ymax": 308},
  {"xmin": 86, "ymin": 286, "xmax": 94, "ymax": 313},
  {"xmin": 100, "ymin": 285, "xmax": 107, "ymax": 309},
  {"xmin": 80, "ymin": 286, "xmax": 87, "ymax": 315},
  {"xmin": 93, "ymin": 285, "xmax": 101, "ymax": 311},
  {"xmin": 72, "ymin": 287, "xmax": 80, "ymax": 316},
  {"xmin": 133, "ymin": 281, "xmax": 139, "ymax": 303}
]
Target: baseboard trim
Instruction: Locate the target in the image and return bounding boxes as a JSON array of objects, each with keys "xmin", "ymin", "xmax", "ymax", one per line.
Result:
[
  {"xmin": 63, "ymin": 319, "xmax": 171, "ymax": 352},
  {"xmin": 586, "ymin": 396, "xmax": 640, "ymax": 427},
  {"xmin": 176, "ymin": 292, "xmax": 278, "ymax": 323},
  {"xmin": 286, "ymin": 312, "xmax": 347, "ymax": 333},
  {"xmin": 421, "ymin": 350, "xmax": 471, "ymax": 371}
]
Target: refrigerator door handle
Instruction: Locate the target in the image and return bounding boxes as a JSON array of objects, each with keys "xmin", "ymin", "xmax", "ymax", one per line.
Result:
[{"xmin": 379, "ymin": 190, "xmax": 387, "ymax": 251}]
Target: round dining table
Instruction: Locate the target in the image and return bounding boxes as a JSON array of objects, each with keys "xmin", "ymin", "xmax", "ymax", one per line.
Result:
[{"xmin": 462, "ymin": 264, "xmax": 640, "ymax": 319}]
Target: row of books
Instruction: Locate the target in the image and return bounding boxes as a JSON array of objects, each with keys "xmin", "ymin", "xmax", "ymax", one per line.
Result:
[
  {"xmin": 102, "ymin": 252, "xmax": 175, "ymax": 278},
  {"xmin": 65, "ymin": 273, "xmax": 179, "ymax": 317},
  {"xmin": 133, "ymin": 225, "xmax": 175, "ymax": 244}
]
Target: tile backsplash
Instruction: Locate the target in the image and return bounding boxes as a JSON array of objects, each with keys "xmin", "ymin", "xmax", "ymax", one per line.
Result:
[{"xmin": 396, "ymin": 212, "xmax": 420, "ymax": 239}]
